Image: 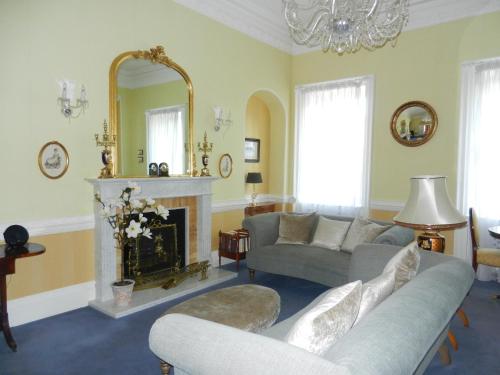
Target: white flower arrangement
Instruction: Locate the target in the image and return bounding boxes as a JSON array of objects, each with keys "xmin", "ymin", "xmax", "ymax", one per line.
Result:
[{"xmin": 95, "ymin": 182, "xmax": 170, "ymax": 281}]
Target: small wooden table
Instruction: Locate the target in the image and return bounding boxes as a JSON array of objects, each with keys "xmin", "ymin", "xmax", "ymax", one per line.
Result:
[
  {"xmin": 244, "ymin": 202, "xmax": 276, "ymax": 217},
  {"xmin": 0, "ymin": 243, "xmax": 45, "ymax": 351}
]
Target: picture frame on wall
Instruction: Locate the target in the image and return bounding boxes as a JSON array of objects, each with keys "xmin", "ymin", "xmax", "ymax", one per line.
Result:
[
  {"xmin": 244, "ymin": 138, "xmax": 260, "ymax": 163},
  {"xmin": 38, "ymin": 141, "xmax": 69, "ymax": 179},
  {"xmin": 218, "ymin": 153, "xmax": 233, "ymax": 178}
]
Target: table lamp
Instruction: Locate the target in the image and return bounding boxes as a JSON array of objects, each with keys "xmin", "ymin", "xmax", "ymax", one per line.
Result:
[
  {"xmin": 393, "ymin": 175, "xmax": 467, "ymax": 252},
  {"xmin": 246, "ymin": 172, "xmax": 263, "ymax": 207}
]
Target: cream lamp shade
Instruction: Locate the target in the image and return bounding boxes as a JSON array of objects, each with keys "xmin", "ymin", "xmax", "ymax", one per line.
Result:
[{"xmin": 394, "ymin": 176, "xmax": 467, "ymax": 251}]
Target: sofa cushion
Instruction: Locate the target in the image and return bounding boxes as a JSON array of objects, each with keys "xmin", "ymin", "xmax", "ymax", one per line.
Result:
[
  {"xmin": 383, "ymin": 241, "xmax": 420, "ymax": 291},
  {"xmin": 354, "ymin": 270, "xmax": 395, "ymax": 325},
  {"xmin": 286, "ymin": 280, "xmax": 362, "ymax": 355},
  {"xmin": 341, "ymin": 217, "xmax": 390, "ymax": 252},
  {"xmin": 311, "ymin": 216, "xmax": 351, "ymax": 251},
  {"xmin": 276, "ymin": 212, "xmax": 316, "ymax": 244},
  {"xmin": 247, "ymin": 244, "xmax": 351, "ymax": 287}
]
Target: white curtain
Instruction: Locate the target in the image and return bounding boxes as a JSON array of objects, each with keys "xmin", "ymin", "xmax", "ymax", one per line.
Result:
[
  {"xmin": 295, "ymin": 76, "xmax": 373, "ymax": 217},
  {"xmin": 146, "ymin": 105, "xmax": 186, "ymax": 175},
  {"xmin": 455, "ymin": 57, "xmax": 500, "ymax": 282}
]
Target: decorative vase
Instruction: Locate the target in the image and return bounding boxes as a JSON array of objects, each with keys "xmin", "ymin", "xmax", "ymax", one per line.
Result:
[{"xmin": 111, "ymin": 279, "xmax": 135, "ymax": 307}]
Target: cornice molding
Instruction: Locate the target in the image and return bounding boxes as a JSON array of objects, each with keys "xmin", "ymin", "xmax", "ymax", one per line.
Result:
[{"xmin": 175, "ymin": 0, "xmax": 500, "ymax": 56}]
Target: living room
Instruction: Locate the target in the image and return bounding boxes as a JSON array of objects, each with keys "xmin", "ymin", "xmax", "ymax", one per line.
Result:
[{"xmin": 1, "ymin": 0, "xmax": 500, "ymax": 374}]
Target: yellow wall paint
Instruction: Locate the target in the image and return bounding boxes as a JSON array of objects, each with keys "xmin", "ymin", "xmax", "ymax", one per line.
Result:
[
  {"xmin": 0, "ymin": 0, "xmax": 291, "ymax": 223},
  {"xmin": 6, "ymin": 230, "xmax": 94, "ymax": 300},
  {"xmin": 118, "ymin": 80, "xmax": 188, "ymax": 175},
  {"xmin": 245, "ymin": 96, "xmax": 270, "ymax": 195},
  {"xmin": 211, "ymin": 210, "xmax": 246, "ymax": 251},
  {"xmin": 290, "ymin": 12, "xmax": 500, "ymax": 204}
]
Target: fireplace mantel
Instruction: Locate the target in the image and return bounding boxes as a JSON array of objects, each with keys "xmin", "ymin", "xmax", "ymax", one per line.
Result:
[{"xmin": 86, "ymin": 176, "xmax": 218, "ymax": 305}]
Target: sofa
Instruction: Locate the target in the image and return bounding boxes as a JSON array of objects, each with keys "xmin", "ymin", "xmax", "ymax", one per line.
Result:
[
  {"xmin": 243, "ymin": 212, "xmax": 415, "ymax": 286},
  {"xmin": 149, "ymin": 243, "xmax": 474, "ymax": 375}
]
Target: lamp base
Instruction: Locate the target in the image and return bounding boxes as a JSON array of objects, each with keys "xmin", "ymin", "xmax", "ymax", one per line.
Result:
[{"xmin": 417, "ymin": 231, "xmax": 445, "ymax": 252}]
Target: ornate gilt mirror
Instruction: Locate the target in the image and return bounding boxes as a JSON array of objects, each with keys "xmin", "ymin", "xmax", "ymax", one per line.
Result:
[
  {"xmin": 390, "ymin": 101, "xmax": 437, "ymax": 147},
  {"xmin": 109, "ymin": 46, "xmax": 193, "ymax": 176}
]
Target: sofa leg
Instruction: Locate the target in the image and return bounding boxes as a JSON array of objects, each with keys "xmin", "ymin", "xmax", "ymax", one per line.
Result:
[
  {"xmin": 456, "ymin": 307, "xmax": 470, "ymax": 327},
  {"xmin": 447, "ymin": 330, "xmax": 458, "ymax": 351},
  {"xmin": 438, "ymin": 344, "xmax": 451, "ymax": 365},
  {"xmin": 249, "ymin": 268, "xmax": 255, "ymax": 281},
  {"xmin": 159, "ymin": 360, "xmax": 172, "ymax": 375}
]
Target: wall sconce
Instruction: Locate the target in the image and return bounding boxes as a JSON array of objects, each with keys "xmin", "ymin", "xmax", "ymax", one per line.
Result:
[
  {"xmin": 214, "ymin": 106, "xmax": 232, "ymax": 132},
  {"xmin": 57, "ymin": 80, "xmax": 89, "ymax": 119}
]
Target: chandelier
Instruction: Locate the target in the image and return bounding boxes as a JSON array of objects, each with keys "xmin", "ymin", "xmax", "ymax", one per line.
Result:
[{"xmin": 283, "ymin": 0, "xmax": 409, "ymax": 54}]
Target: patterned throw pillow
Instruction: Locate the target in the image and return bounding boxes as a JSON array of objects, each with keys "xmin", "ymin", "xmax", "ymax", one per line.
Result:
[
  {"xmin": 341, "ymin": 217, "xmax": 391, "ymax": 252},
  {"xmin": 310, "ymin": 216, "xmax": 351, "ymax": 251},
  {"xmin": 286, "ymin": 281, "xmax": 362, "ymax": 355},
  {"xmin": 354, "ymin": 270, "xmax": 395, "ymax": 325},
  {"xmin": 275, "ymin": 212, "xmax": 316, "ymax": 244},
  {"xmin": 383, "ymin": 241, "xmax": 421, "ymax": 291}
]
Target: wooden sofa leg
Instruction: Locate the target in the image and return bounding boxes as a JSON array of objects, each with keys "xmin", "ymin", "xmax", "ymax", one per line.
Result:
[
  {"xmin": 160, "ymin": 360, "xmax": 172, "ymax": 375},
  {"xmin": 249, "ymin": 268, "xmax": 255, "ymax": 281},
  {"xmin": 447, "ymin": 330, "xmax": 458, "ymax": 351},
  {"xmin": 457, "ymin": 308, "xmax": 470, "ymax": 327},
  {"xmin": 438, "ymin": 343, "xmax": 451, "ymax": 365}
]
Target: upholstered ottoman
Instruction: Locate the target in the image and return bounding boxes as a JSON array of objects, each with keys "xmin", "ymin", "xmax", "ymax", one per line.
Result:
[{"xmin": 163, "ymin": 284, "xmax": 280, "ymax": 332}]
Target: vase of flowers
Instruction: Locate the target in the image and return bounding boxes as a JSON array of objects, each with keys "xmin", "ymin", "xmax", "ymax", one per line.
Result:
[{"xmin": 95, "ymin": 181, "xmax": 169, "ymax": 306}]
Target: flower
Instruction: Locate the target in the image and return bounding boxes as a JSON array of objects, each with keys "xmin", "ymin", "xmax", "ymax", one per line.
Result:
[
  {"xmin": 109, "ymin": 199, "xmax": 125, "ymax": 209},
  {"xmin": 138, "ymin": 213, "xmax": 147, "ymax": 223},
  {"xmin": 157, "ymin": 205, "xmax": 170, "ymax": 220},
  {"xmin": 100, "ymin": 206, "xmax": 112, "ymax": 218},
  {"xmin": 122, "ymin": 191, "xmax": 130, "ymax": 201},
  {"xmin": 127, "ymin": 181, "xmax": 141, "ymax": 194},
  {"xmin": 146, "ymin": 197, "xmax": 155, "ymax": 206},
  {"xmin": 142, "ymin": 228, "xmax": 152, "ymax": 239},
  {"xmin": 125, "ymin": 220, "xmax": 143, "ymax": 238},
  {"xmin": 131, "ymin": 199, "xmax": 143, "ymax": 210}
]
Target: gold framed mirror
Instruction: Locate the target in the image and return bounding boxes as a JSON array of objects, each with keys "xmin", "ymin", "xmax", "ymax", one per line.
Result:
[
  {"xmin": 390, "ymin": 101, "xmax": 437, "ymax": 147},
  {"xmin": 109, "ymin": 46, "xmax": 193, "ymax": 176}
]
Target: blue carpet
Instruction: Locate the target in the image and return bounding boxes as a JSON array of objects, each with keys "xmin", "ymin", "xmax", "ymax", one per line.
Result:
[{"xmin": 1, "ymin": 261, "xmax": 499, "ymax": 374}]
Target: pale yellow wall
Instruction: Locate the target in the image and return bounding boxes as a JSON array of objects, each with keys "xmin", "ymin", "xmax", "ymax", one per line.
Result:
[
  {"xmin": 245, "ymin": 96, "xmax": 270, "ymax": 195},
  {"xmin": 290, "ymin": 12, "xmax": 500, "ymax": 204}
]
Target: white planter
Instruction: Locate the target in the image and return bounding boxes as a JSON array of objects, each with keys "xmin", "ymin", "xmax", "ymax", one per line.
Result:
[{"xmin": 111, "ymin": 279, "xmax": 135, "ymax": 307}]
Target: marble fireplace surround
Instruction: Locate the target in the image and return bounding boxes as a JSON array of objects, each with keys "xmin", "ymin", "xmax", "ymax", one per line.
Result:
[{"xmin": 86, "ymin": 176, "xmax": 236, "ymax": 318}]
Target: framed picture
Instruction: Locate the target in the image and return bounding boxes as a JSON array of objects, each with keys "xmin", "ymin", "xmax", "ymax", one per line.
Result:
[
  {"xmin": 38, "ymin": 141, "xmax": 69, "ymax": 179},
  {"xmin": 218, "ymin": 153, "xmax": 233, "ymax": 178},
  {"xmin": 244, "ymin": 138, "xmax": 260, "ymax": 163}
]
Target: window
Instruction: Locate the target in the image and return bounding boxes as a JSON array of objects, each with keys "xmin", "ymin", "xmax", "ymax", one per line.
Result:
[
  {"xmin": 146, "ymin": 105, "xmax": 186, "ymax": 175},
  {"xmin": 294, "ymin": 76, "xmax": 374, "ymax": 216},
  {"xmin": 456, "ymin": 57, "xmax": 500, "ymax": 272}
]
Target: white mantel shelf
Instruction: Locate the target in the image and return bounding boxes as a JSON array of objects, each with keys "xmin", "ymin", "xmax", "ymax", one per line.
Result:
[{"xmin": 86, "ymin": 176, "xmax": 220, "ymax": 316}]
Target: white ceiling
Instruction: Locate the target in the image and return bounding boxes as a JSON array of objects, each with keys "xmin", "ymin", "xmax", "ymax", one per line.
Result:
[{"xmin": 174, "ymin": 0, "xmax": 500, "ymax": 55}]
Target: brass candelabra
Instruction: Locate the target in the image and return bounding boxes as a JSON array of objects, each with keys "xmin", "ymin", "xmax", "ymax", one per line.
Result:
[
  {"xmin": 95, "ymin": 120, "xmax": 117, "ymax": 179},
  {"xmin": 197, "ymin": 131, "xmax": 213, "ymax": 176}
]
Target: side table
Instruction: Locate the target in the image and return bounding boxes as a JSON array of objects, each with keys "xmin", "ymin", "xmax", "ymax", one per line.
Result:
[
  {"xmin": 0, "ymin": 243, "xmax": 45, "ymax": 351},
  {"xmin": 244, "ymin": 202, "xmax": 276, "ymax": 217}
]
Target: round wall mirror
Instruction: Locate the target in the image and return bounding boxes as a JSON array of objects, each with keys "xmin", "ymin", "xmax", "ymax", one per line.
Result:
[
  {"xmin": 109, "ymin": 46, "xmax": 193, "ymax": 176},
  {"xmin": 390, "ymin": 101, "xmax": 437, "ymax": 147}
]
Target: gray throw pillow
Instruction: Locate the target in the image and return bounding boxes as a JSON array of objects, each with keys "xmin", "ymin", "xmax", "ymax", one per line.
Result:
[
  {"xmin": 341, "ymin": 217, "xmax": 391, "ymax": 252},
  {"xmin": 276, "ymin": 212, "xmax": 316, "ymax": 244},
  {"xmin": 286, "ymin": 280, "xmax": 362, "ymax": 355},
  {"xmin": 383, "ymin": 241, "xmax": 421, "ymax": 291},
  {"xmin": 310, "ymin": 216, "xmax": 351, "ymax": 251}
]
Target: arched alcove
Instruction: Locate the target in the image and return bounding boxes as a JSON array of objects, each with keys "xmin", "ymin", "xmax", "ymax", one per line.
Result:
[{"xmin": 244, "ymin": 90, "xmax": 288, "ymax": 200}]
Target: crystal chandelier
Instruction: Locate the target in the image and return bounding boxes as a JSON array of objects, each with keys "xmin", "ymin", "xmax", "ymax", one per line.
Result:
[{"xmin": 283, "ymin": 0, "xmax": 409, "ymax": 54}]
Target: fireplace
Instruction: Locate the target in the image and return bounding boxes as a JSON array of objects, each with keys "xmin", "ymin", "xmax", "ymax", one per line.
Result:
[{"xmin": 123, "ymin": 208, "xmax": 187, "ymax": 290}]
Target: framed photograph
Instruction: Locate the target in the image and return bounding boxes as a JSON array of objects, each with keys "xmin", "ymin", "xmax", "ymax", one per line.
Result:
[
  {"xmin": 38, "ymin": 141, "xmax": 69, "ymax": 179},
  {"xmin": 244, "ymin": 138, "xmax": 260, "ymax": 163},
  {"xmin": 218, "ymin": 153, "xmax": 233, "ymax": 178}
]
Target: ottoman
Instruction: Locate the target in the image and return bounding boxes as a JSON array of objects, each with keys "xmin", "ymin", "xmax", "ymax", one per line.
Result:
[{"xmin": 158, "ymin": 284, "xmax": 281, "ymax": 374}]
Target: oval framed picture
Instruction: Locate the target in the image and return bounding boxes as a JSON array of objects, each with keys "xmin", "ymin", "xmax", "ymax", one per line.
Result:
[
  {"xmin": 38, "ymin": 141, "xmax": 69, "ymax": 179},
  {"xmin": 218, "ymin": 153, "xmax": 233, "ymax": 178}
]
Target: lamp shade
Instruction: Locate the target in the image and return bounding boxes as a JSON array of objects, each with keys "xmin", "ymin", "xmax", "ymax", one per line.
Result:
[
  {"xmin": 394, "ymin": 176, "xmax": 467, "ymax": 230},
  {"xmin": 246, "ymin": 172, "xmax": 263, "ymax": 184}
]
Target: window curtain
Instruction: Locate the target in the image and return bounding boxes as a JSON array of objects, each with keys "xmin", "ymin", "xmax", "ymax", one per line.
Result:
[
  {"xmin": 294, "ymin": 76, "xmax": 373, "ymax": 217},
  {"xmin": 455, "ymin": 58, "xmax": 500, "ymax": 282},
  {"xmin": 146, "ymin": 105, "xmax": 186, "ymax": 175}
]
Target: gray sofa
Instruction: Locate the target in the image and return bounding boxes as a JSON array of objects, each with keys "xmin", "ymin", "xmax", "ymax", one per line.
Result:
[
  {"xmin": 149, "ymin": 243, "xmax": 475, "ymax": 374},
  {"xmin": 243, "ymin": 212, "xmax": 415, "ymax": 286}
]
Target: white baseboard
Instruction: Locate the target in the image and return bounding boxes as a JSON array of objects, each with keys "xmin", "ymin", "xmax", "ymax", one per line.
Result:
[
  {"xmin": 211, "ymin": 250, "xmax": 235, "ymax": 266},
  {"xmin": 8, "ymin": 281, "xmax": 95, "ymax": 327}
]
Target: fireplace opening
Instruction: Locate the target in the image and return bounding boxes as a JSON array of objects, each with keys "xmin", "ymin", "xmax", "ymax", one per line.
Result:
[{"xmin": 123, "ymin": 208, "xmax": 186, "ymax": 290}]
